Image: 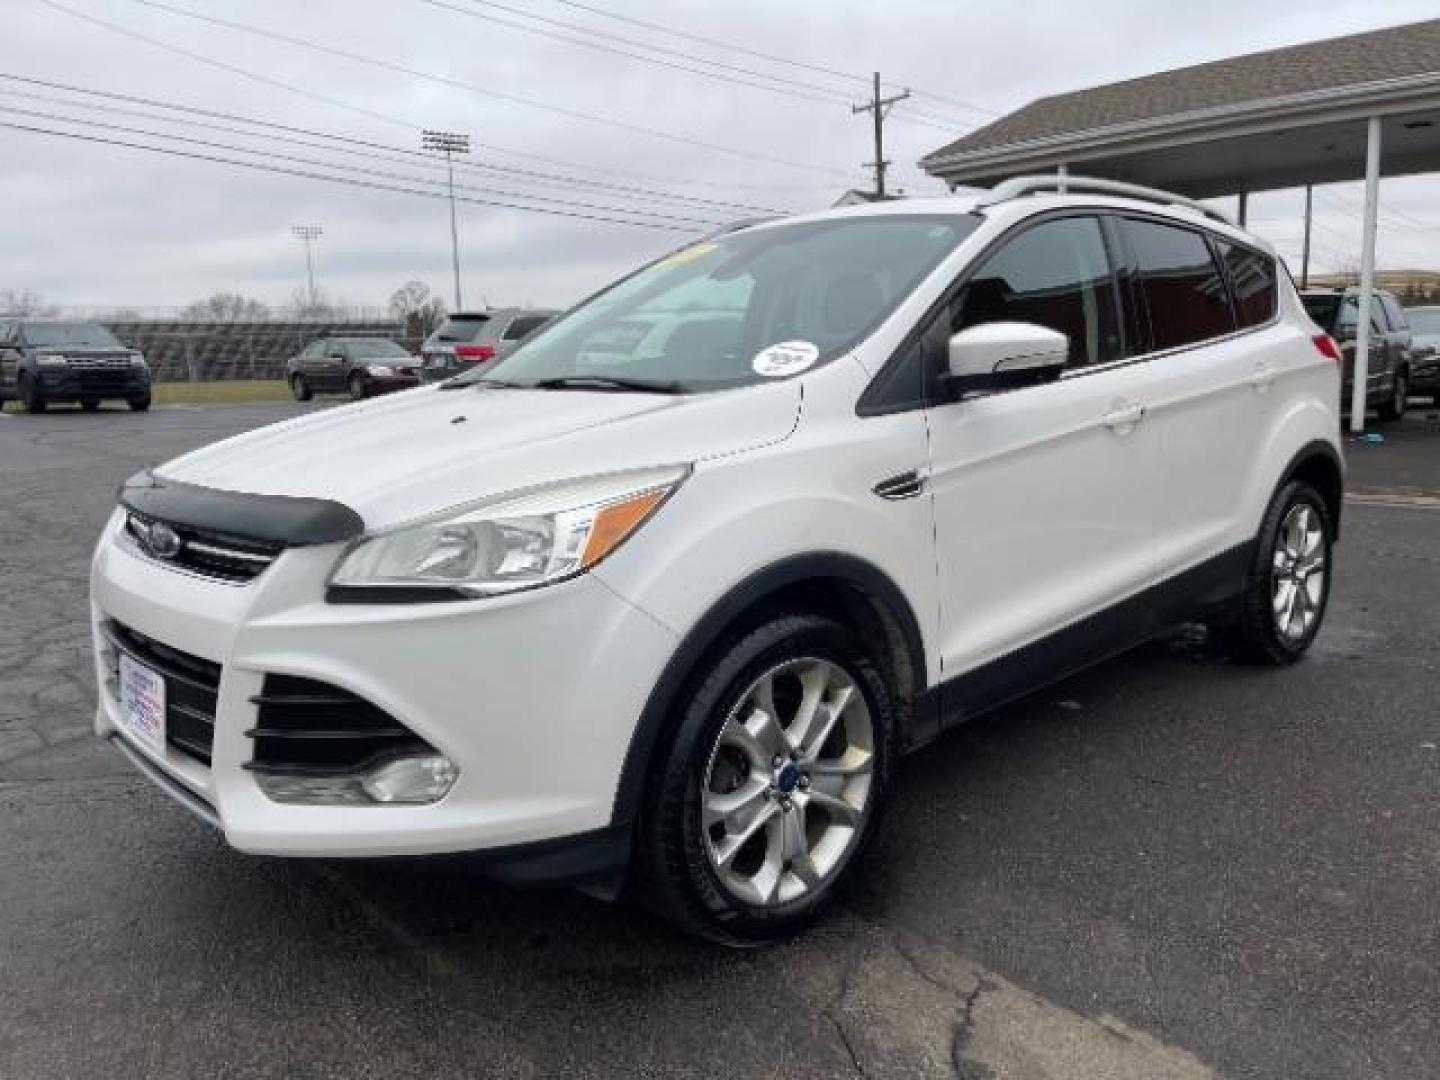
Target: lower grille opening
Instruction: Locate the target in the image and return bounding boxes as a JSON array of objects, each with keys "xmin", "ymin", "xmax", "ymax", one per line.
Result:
[
  {"xmin": 103, "ymin": 621, "xmax": 219, "ymax": 766},
  {"xmin": 245, "ymin": 674, "xmax": 432, "ymax": 775}
]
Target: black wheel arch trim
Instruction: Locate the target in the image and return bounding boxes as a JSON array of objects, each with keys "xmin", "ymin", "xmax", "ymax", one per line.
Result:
[
  {"xmin": 1277, "ymin": 439, "xmax": 1344, "ymax": 540},
  {"xmin": 609, "ymin": 551, "xmax": 929, "ymax": 829},
  {"xmin": 119, "ymin": 470, "xmax": 365, "ymax": 546}
]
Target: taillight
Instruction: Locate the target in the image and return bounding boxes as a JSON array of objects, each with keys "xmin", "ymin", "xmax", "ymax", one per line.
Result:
[
  {"xmin": 1311, "ymin": 334, "xmax": 1341, "ymax": 363},
  {"xmin": 454, "ymin": 344, "xmax": 495, "ymax": 360}
]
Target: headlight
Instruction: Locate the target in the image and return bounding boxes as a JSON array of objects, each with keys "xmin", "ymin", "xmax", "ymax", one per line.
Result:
[
  {"xmin": 129, "ymin": 352, "xmax": 147, "ymax": 369},
  {"xmin": 37, "ymin": 352, "xmax": 66, "ymax": 366},
  {"xmin": 366, "ymin": 364, "xmax": 395, "ymax": 377},
  {"xmin": 329, "ymin": 464, "xmax": 688, "ymax": 599}
]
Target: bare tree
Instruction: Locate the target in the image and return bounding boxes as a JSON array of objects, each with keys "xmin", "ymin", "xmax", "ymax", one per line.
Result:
[
  {"xmin": 286, "ymin": 286, "xmax": 347, "ymax": 320},
  {"xmin": 0, "ymin": 289, "xmax": 58, "ymax": 316},
  {"xmin": 388, "ymin": 280, "xmax": 447, "ymax": 337},
  {"xmin": 181, "ymin": 292, "xmax": 272, "ymax": 322}
]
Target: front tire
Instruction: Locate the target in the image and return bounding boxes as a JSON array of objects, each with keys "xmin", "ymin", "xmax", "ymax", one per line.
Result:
[
  {"xmin": 1376, "ymin": 369, "xmax": 1408, "ymax": 422},
  {"xmin": 81, "ymin": 398, "xmax": 101, "ymax": 412},
  {"xmin": 127, "ymin": 394, "xmax": 151, "ymax": 412},
  {"xmin": 290, "ymin": 373, "xmax": 313, "ymax": 402},
  {"xmin": 635, "ymin": 612, "xmax": 893, "ymax": 945},
  {"xmin": 348, "ymin": 372, "xmax": 368, "ymax": 401},
  {"xmin": 19, "ymin": 374, "xmax": 45, "ymax": 414},
  {"xmin": 1214, "ymin": 480, "xmax": 1332, "ymax": 665}
]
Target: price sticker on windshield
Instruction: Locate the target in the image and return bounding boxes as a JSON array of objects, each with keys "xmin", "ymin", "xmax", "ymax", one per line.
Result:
[{"xmin": 753, "ymin": 341, "xmax": 819, "ymax": 378}]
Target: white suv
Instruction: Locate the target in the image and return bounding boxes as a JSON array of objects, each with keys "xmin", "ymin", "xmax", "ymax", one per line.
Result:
[{"xmin": 92, "ymin": 177, "xmax": 1342, "ymax": 944}]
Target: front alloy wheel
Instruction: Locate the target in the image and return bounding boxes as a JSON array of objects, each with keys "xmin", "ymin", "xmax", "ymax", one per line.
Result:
[
  {"xmin": 636, "ymin": 612, "xmax": 892, "ymax": 945},
  {"xmin": 702, "ymin": 658, "xmax": 875, "ymax": 908}
]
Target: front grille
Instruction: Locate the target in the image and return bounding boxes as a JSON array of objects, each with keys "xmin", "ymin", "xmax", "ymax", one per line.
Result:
[
  {"xmin": 103, "ymin": 621, "xmax": 220, "ymax": 766},
  {"xmin": 245, "ymin": 674, "xmax": 431, "ymax": 775},
  {"xmin": 124, "ymin": 510, "xmax": 282, "ymax": 583}
]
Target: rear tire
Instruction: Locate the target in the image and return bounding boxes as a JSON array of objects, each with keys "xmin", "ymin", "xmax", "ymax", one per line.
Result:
[
  {"xmin": 1213, "ymin": 480, "xmax": 1332, "ymax": 665},
  {"xmin": 127, "ymin": 394, "xmax": 151, "ymax": 412},
  {"xmin": 1376, "ymin": 369, "xmax": 1408, "ymax": 422},
  {"xmin": 290, "ymin": 374, "xmax": 313, "ymax": 402},
  {"xmin": 81, "ymin": 398, "xmax": 100, "ymax": 412},
  {"xmin": 635, "ymin": 612, "xmax": 894, "ymax": 946},
  {"xmin": 19, "ymin": 374, "xmax": 45, "ymax": 414}
]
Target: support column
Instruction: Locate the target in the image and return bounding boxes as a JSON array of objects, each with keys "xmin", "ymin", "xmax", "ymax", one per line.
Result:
[
  {"xmin": 1237, "ymin": 188, "xmax": 1248, "ymax": 228},
  {"xmin": 1351, "ymin": 116, "xmax": 1382, "ymax": 434},
  {"xmin": 1056, "ymin": 163, "xmax": 1068, "ymax": 194},
  {"xmin": 1301, "ymin": 184, "xmax": 1313, "ymax": 288}
]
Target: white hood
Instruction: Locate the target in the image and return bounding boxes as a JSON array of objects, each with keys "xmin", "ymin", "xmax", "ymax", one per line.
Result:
[{"xmin": 157, "ymin": 382, "xmax": 801, "ymax": 529}]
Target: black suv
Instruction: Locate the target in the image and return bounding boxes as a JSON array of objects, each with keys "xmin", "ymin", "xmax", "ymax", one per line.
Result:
[
  {"xmin": 1301, "ymin": 288, "xmax": 1413, "ymax": 421},
  {"xmin": 286, "ymin": 337, "xmax": 420, "ymax": 401},
  {"xmin": 0, "ymin": 320, "xmax": 151, "ymax": 413}
]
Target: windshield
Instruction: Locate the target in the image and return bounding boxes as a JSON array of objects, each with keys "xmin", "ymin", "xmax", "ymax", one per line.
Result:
[
  {"xmin": 461, "ymin": 214, "xmax": 978, "ymax": 392},
  {"xmin": 25, "ymin": 322, "xmax": 122, "ymax": 348},
  {"xmin": 342, "ymin": 339, "xmax": 409, "ymax": 358},
  {"xmin": 436, "ymin": 316, "xmax": 490, "ymax": 342},
  {"xmin": 1408, "ymin": 307, "xmax": 1440, "ymax": 333}
]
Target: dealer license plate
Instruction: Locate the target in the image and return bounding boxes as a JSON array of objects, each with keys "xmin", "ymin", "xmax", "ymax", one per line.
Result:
[{"xmin": 118, "ymin": 652, "xmax": 167, "ymax": 754}]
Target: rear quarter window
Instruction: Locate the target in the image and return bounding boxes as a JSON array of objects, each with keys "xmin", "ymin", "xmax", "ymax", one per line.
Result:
[
  {"xmin": 1123, "ymin": 218, "xmax": 1234, "ymax": 351},
  {"xmin": 1215, "ymin": 242, "xmax": 1277, "ymax": 329}
]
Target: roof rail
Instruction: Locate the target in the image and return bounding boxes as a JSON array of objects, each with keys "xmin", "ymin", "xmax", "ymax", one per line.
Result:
[{"xmin": 975, "ymin": 175, "xmax": 1234, "ymax": 226}]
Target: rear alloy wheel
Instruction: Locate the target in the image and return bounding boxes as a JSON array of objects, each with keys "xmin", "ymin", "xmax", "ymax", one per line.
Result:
[
  {"xmin": 348, "ymin": 372, "xmax": 368, "ymax": 401},
  {"xmin": 1376, "ymin": 369, "xmax": 1408, "ymax": 422},
  {"xmin": 19, "ymin": 374, "xmax": 45, "ymax": 414},
  {"xmin": 1214, "ymin": 480, "xmax": 1332, "ymax": 665},
  {"xmin": 637, "ymin": 612, "xmax": 892, "ymax": 945}
]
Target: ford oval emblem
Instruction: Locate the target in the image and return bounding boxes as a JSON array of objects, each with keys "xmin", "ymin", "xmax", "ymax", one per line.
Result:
[{"xmin": 146, "ymin": 522, "xmax": 183, "ymax": 559}]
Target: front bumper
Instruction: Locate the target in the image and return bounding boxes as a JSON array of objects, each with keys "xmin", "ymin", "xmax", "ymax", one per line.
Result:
[
  {"xmin": 90, "ymin": 510, "xmax": 678, "ymax": 866},
  {"xmin": 37, "ymin": 365, "xmax": 149, "ymax": 400},
  {"xmin": 362, "ymin": 373, "xmax": 421, "ymax": 394}
]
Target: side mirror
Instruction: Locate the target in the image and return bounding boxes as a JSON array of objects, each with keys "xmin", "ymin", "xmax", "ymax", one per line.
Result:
[{"xmin": 944, "ymin": 322, "xmax": 1068, "ymax": 399}]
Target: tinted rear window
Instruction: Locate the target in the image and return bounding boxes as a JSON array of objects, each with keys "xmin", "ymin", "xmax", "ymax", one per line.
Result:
[
  {"xmin": 503, "ymin": 315, "xmax": 550, "ymax": 340},
  {"xmin": 1216, "ymin": 242, "xmax": 1276, "ymax": 328},
  {"xmin": 437, "ymin": 316, "xmax": 490, "ymax": 342},
  {"xmin": 1302, "ymin": 294, "xmax": 1341, "ymax": 330},
  {"xmin": 341, "ymin": 339, "xmax": 409, "ymax": 358},
  {"xmin": 1124, "ymin": 219, "xmax": 1233, "ymax": 351},
  {"xmin": 24, "ymin": 322, "xmax": 123, "ymax": 348}
]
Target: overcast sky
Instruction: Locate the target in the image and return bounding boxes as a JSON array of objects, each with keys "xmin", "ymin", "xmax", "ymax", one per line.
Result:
[{"xmin": 4, "ymin": 0, "xmax": 1440, "ymax": 316}]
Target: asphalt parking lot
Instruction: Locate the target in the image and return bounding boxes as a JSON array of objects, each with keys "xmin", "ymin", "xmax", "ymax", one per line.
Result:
[{"xmin": 1, "ymin": 401, "xmax": 1437, "ymax": 1079}]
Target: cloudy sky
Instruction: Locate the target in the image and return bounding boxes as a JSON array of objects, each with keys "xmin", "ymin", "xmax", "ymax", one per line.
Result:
[{"xmin": 4, "ymin": 0, "xmax": 1440, "ymax": 317}]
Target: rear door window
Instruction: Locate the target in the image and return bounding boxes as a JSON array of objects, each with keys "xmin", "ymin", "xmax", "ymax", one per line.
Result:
[
  {"xmin": 1215, "ymin": 242, "xmax": 1277, "ymax": 329},
  {"xmin": 1122, "ymin": 218, "xmax": 1234, "ymax": 351}
]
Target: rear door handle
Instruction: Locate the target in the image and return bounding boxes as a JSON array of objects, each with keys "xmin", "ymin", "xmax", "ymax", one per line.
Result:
[
  {"xmin": 1249, "ymin": 361, "xmax": 1276, "ymax": 391},
  {"xmin": 1103, "ymin": 402, "xmax": 1146, "ymax": 431}
]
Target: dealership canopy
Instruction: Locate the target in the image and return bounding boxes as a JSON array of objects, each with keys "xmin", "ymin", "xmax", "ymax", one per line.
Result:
[{"xmin": 921, "ymin": 18, "xmax": 1440, "ymax": 432}]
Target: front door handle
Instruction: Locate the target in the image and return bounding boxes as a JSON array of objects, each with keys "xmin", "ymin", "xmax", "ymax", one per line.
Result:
[{"xmin": 1103, "ymin": 402, "xmax": 1146, "ymax": 431}]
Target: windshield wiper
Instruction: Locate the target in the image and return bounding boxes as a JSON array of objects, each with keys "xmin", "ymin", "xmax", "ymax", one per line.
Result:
[
  {"xmin": 441, "ymin": 377, "xmax": 522, "ymax": 390},
  {"xmin": 529, "ymin": 375, "xmax": 685, "ymax": 394}
]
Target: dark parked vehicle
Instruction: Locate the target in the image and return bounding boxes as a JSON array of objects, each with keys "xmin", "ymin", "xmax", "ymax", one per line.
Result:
[
  {"xmin": 420, "ymin": 308, "xmax": 558, "ymax": 383},
  {"xmin": 287, "ymin": 337, "xmax": 419, "ymax": 401},
  {"xmin": 1402, "ymin": 304, "xmax": 1440, "ymax": 403},
  {"xmin": 0, "ymin": 320, "xmax": 150, "ymax": 413},
  {"xmin": 1301, "ymin": 287, "xmax": 1412, "ymax": 421}
]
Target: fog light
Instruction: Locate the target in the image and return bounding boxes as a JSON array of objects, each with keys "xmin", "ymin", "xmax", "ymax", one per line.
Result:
[
  {"xmin": 254, "ymin": 772, "xmax": 373, "ymax": 806},
  {"xmin": 361, "ymin": 754, "xmax": 457, "ymax": 804}
]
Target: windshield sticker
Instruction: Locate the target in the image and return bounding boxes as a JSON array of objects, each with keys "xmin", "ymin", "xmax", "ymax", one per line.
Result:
[
  {"xmin": 657, "ymin": 241, "xmax": 718, "ymax": 267},
  {"xmin": 753, "ymin": 341, "xmax": 819, "ymax": 378}
]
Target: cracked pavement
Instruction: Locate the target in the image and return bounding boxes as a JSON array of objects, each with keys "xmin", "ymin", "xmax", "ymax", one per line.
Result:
[{"xmin": 2, "ymin": 402, "xmax": 1438, "ymax": 1078}]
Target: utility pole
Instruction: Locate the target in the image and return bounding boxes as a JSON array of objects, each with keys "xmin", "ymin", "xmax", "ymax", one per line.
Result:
[
  {"xmin": 290, "ymin": 224, "xmax": 323, "ymax": 310},
  {"xmin": 422, "ymin": 129, "xmax": 471, "ymax": 311},
  {"xmin": 852, "ymin": 72, "xmax": 910, "ymax": 199}
]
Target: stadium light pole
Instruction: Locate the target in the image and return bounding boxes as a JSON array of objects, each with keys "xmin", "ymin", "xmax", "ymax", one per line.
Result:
[
  {"xmin": 422, "ymin": 129, "xmax": 471, "ymax": 311},
  {"xmin": 290, "ymin": 224, "xmax": 323, "ymax": 310}
]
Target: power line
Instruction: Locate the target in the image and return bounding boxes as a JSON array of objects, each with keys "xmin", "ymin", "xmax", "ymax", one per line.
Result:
[
  {"xmin": 0, "ymin": 74, "xmax": 788, "ymax": 215},
  {"xmin": 0, "ymin": 119, "xmax": 706, "ymax": 232},
  {"xmin": 0, "ymin": 102, "xmax": 723, "ymax": 226},
  {"xmin": 544, "ymin": 0, "xmax": 999, "ymax": 119},
  {"xmin": 98, "ymin": 0, "xmax": 852, "ymax": 177}
]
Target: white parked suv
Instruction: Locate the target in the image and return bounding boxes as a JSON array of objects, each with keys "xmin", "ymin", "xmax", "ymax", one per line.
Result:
[{"xmin": 92, "ymin": 177, "xmax": 1343, "ymax": 944}]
